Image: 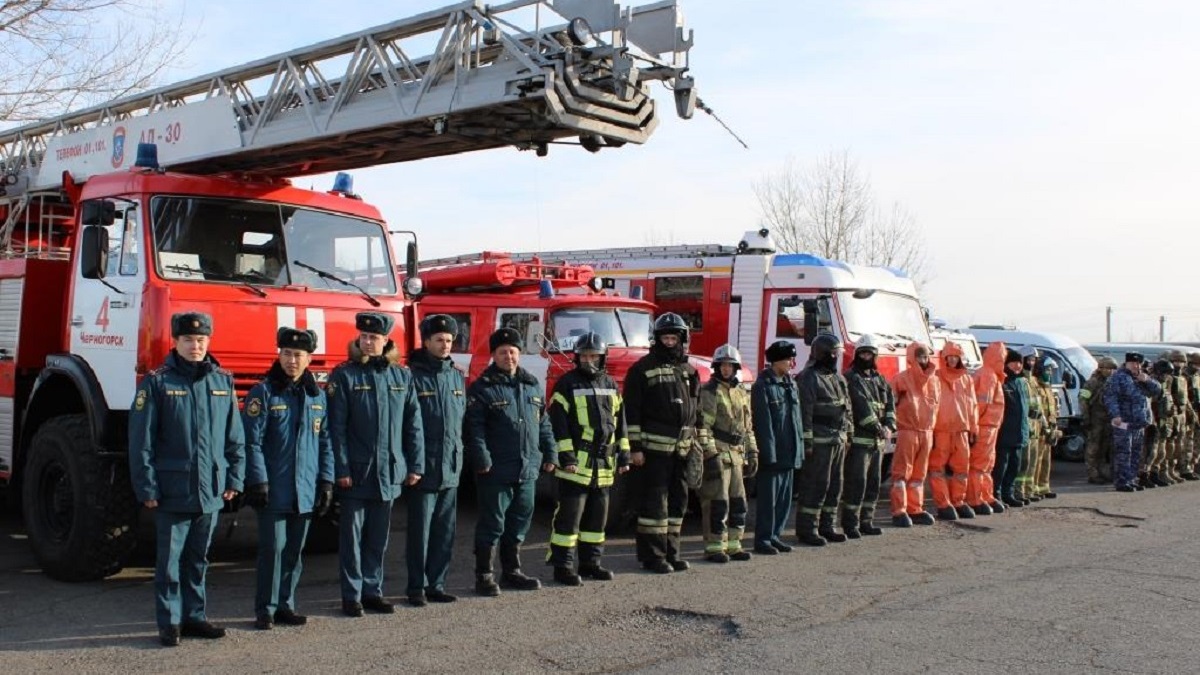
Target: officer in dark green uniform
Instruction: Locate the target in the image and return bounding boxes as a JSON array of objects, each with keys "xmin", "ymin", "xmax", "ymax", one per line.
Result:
[
  {"xmin": 129, "ymin": 312, "xmax": 246, "ymax": 647},
  {"xmin": 329, "ymin": 312, "xmax": 424, "ymax": 617},
  {"xmin": 751, "ymin": 340, "xmax": 805, "ymax": 555},
  {"xmin": 466, "ymin": 327, "xmax": 556, "ymax": 596},
  {"xmin": 404, "ymin": 314, "xmax": 467, "ymax": 607},
  {"xmin": 243, "ymin": 327, "xmax": 333, "ymax": 630}
]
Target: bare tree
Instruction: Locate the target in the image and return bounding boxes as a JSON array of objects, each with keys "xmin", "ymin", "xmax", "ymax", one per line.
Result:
[
  {"xmin": 0, "ymin": 0, "xmax": 188, "ymax": 122},
  {"xmin": 754, "ymin": 150, "xmax": 932, "ymax": 287}
]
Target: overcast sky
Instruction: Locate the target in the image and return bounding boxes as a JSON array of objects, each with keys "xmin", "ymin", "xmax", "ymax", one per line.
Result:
[{"xmin": 160, "ymin": 0, "xmax": 1200, "ymax": 343}]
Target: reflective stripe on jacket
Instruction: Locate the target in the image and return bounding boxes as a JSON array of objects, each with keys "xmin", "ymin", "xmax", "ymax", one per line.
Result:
[{"xmin": 548, "ymin": 369, "xmax": 629, "ymax": 487}]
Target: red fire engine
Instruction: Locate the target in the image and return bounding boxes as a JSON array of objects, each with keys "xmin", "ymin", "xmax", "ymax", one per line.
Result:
[
  {"xmin": 407, "ymin": 251, "xmax": 746, "ymax": 398},
  {"xmin": 0, "ymin": 0, "xmax": 699, "ymax": 580},
  {"xmin": 508, "ymin": 229, "xmax": 933, "ymax": 380}
]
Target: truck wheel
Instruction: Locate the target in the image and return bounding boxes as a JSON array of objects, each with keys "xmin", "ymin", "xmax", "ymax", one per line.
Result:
[
  {"xmin": 1056, "ymin": 432, "xmax": 1086, "ymax": 463},
  {"xmin": 21, "ymin": 415, "xmax": 137, "ymax": 581}
]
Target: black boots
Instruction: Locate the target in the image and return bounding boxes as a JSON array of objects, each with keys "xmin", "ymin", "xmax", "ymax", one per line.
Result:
[
  {"xmin": 954, "ymin": 505, "xmax": 976, "ymax": 519},
  {"xmin": 818, "ymin": 514, "xmax": 847, "ymax": 543},
  {"xmin": 553, "ymin": 566, "xmax": 582, "ymax": 586},
  {"xmin": 180, "ymin": 621, "xmax": 226, "ymax": 639},
  {"xmin": 796, "ymin": 514, "xmax": 825, "ymax": 546},
  {"xmin": 475, "ymin": 545, "xmax": 501, "ymax": 597},
  {"xmin": 579, "ymin": 563, "xmax": 615, "ymax": 580},
  {"xmin": 911, "ymin": 512, "xmax": 936, "ymax": 526},
  {"xmin": 859, "ymin": 516, "xmax": 888, "ymax": 533},
  {"xmin": 891, "ymin": 513, "xmax": 913, "ymax": 528},
  {"xmin": 499, "ymin": 544, "xmax": 541, "ymax": 591},
  {"xmin": 935, "ymin": 507, "xmax": 958, "ymax": 522},
  {"xmin": 643, "ymin": 559, "xmax": 673, "ymax": 573},
  {"xmin": 797, "ymin": 531, "xmax": 827, "ymax": 547},
  {"xmin": 361, "ymin": 596, "xmax": 395, "ymax": 614}
]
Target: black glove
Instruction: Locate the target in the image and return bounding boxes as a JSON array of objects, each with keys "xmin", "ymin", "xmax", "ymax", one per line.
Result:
[
  {"xmin": 744, "ymin": 456, "xmax": 759, "ymax": 479},
  {"xmin": 702, "ymin": 454, "xmax": 722, "ymax": 480},
  {"xmin": 246, "ymin": 483, "xmax": 269, "ymax": 509},
  {"xmin": 314, "ymin": 481, "xmax": 334, "ymax": 517}
]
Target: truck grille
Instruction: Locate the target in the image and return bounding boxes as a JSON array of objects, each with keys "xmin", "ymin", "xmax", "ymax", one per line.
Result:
[{"xmin": 225, "ymin": 358, "xmax": 336, "ymax": 401}]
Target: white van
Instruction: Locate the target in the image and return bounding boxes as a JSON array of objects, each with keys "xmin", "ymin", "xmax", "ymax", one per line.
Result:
[
  {"xmin": 961, "ymin": 326, "xmax": 1098, "ymax": 462},
  {"xmin": 930, "ymin": 327, "xmax": 983, "ymax": 373}
]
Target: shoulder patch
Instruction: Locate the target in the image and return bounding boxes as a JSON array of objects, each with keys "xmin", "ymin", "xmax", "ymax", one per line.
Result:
[
  {"xmin": 246, "ymin": 398, "xmax": 262, "ymax": 417},
  {"xmin": 134, "ymin": 389, "xmax": 147, "ymax": 411}
]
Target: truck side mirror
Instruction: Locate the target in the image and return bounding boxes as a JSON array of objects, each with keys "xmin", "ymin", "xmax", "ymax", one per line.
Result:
[
  {"xmin": 81, "ymin": 200, "xmax": 115, "ymax": 226},
  {"xmin": 802, "ymin": 299, "xmax": 819, "ymax": 346},
  {"xmin": 80, "ymin": 225, "xmax": 109, "ymax": 279},
  {"xmin": 1063, "ymin": 371, "xmax": 1077, "ymax": 389},
  {"xmin": 524, "ymin": 320, "xmax": 545, "ymax": 355},
  {"xmin": 405, "ymin": 240, "xmax": 419, "ymax": 280}
]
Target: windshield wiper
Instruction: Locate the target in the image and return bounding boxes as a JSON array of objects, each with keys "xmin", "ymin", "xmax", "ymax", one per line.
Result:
[
  {"xmin": 613, "ymin": 310, "xmax": 631, "ymax": 347},
  {"xmin": 293, "ymin": 260, "xmax": 381, "ymax": 307},
  {"xmin": 164, "ymin": 263, "xmax": 267, "ymax": 298}
]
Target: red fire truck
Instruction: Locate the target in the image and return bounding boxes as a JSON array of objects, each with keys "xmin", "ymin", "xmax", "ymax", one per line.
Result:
[
  {"xmin": 0, "ymin": 0, "xmax": 699, "ymax": 580},
  {"xmin": 509, "ymin": 229, "xmax": 932, "ymax": 379},
  {"xmin": 407, "ymin": 251, "xmax": 742, "ymax": 396}
]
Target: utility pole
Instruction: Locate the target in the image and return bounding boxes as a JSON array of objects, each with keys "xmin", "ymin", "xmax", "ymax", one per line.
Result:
[
  {"xmin": 1160, "ymin": 315, "xmax": 1166, "ymax": 342},
  {"xmin": 1106, "ymin": 306, "xmax": 1112, "ymax": 342}
]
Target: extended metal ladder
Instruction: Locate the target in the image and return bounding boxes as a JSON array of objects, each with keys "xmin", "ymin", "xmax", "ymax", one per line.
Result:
[
  {"xmin": 494, "ymin": 242, "xmax": 738, "ymax": 263},
  {"xmin": 0, "ymin": 0, "xmax": 697, "ymax": 202}
]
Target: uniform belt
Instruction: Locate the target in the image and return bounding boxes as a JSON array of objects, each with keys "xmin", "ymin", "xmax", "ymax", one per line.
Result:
[{"xmin": 713, "ymin": 429, "xmax": 744, "ymax": 445}]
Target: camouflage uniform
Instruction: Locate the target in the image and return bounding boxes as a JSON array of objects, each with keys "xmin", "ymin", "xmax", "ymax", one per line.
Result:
[
  {"xmin": 1165, "ymin": 351, "xmax": 1193, "ymax": 480},
  {"xmin": 1017, "ymin": 370, "xmax": 1043, "ymax": 501},
  {"xmin": 1141, "ymin": 360, "xmax": 1177, "ymax": 486},
  {"xmin": 1187, "ymin": 353, "xmax": 1200, "ymax": 475},
  {"xmin": 1032, "ymin": 374, "xmax": 1060, "ymax": 497},
  {"xmin": 1079, "ymin": 358, "xmax": 1116, "ymax": 483}
]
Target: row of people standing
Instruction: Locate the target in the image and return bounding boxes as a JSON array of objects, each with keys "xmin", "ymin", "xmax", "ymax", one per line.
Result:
[
  {"xmin": 129, "ymin": 307, "xmax": 1138, "ymax": 648},
  {"xmin": 1082, "ymin": 350, "xmax": 1200, "ymax": 491}
]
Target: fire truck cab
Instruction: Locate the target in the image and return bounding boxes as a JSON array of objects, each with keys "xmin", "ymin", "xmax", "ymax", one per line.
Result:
[
  {"xmin": 408, "ymin": 252, "xmax": 731, "ymax": 398},
  {"xmin": 410, "ymin": 253, "xmax": 654, "ymax": 390},
  {"xmin": 509, "ymin": 229, "xmax": 932, "ymax": 379}
]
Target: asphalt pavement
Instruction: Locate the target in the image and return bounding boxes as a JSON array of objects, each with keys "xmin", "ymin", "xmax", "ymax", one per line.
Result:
[{"xmin": 1, "ymin": 461, "xmax": 1198, "ymax": 673}]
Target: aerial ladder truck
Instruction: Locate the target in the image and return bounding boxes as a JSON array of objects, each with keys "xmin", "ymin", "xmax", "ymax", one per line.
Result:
[{"xmin": 0, "ymin": 0, "xmax": 700, "ymax": 580}]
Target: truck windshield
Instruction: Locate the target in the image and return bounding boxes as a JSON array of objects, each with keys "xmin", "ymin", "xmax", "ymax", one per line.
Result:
[
  {"xmin": 549, "ymin": 307, "xmax": 652, "ymax": 350},
  {"xmin": 949, "ymin": 336, "xmax": 982, "ymax": 367},
  {"xmin": 1061, "ymin": 346, "xmax": 1097, "ymax": 380},
  {"xmin": 150, "ymin": 196, "xmax": 396, "ymax": 294},
  {"xmin": 837, "ymin": 291, "xmax": 931, "ymax": 345}
]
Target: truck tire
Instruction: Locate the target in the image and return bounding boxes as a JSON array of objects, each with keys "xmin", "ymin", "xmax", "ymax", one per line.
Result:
[
  {"xmin": 1055, "ymin": 431, "xmax": 1086, "ymax": 463},
  {"xmin": 21, "ymin": 414, "xmax": 137, "ymax": 581}
]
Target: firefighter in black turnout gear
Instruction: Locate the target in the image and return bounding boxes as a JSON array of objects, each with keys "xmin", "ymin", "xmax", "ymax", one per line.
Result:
[
  {"xmin": 625, "ymin": 313, "xmax": 702, "ymax": 574},
  {"xmin": 795, "ymin": 332, "xmax": 853, "ymax": 547},
  {"xmin": 841, "ymin": 334, "xmax": 895, "ymax": 537},
  {"xmin": 546, "ymin": 332, "xmax": 631, "ymax": 585}
]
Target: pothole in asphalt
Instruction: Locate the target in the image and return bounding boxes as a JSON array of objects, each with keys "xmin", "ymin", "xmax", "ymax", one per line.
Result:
[
  {"xmin": 1024, "ymin": 506, "xmax": 1145, "ymax": 528},
  {"xmin": 592, "ymin": 606, "xmax": 742, "ymax": 639}
]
